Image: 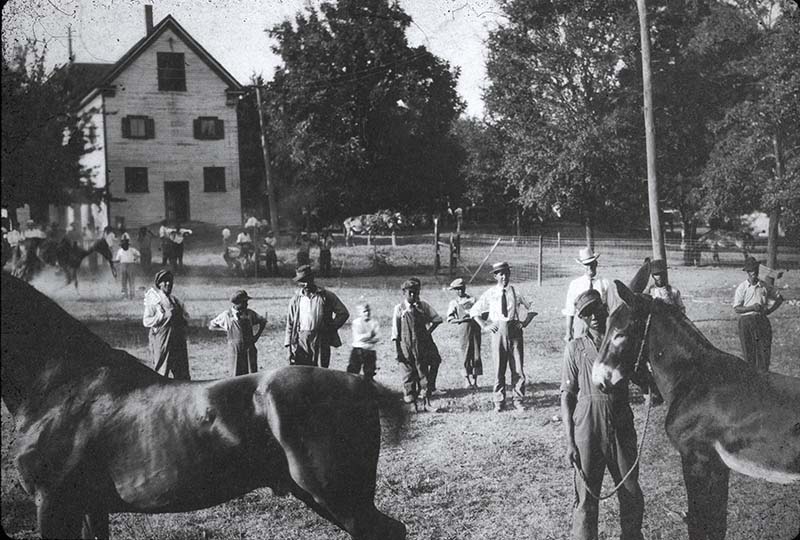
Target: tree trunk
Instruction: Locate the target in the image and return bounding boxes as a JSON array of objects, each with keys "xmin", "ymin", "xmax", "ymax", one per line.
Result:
[
  {"xmin": 767, "ymin": 131, "xmax": 784, "ymax": 280},
  {"xmin": 584, "ymin": 215, "xmax": 594, "ymax": 250}
]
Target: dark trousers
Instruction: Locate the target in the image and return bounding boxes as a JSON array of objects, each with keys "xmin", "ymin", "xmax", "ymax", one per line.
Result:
[
  {"xmin": 572, "ymin": 399, "xmax": 644, "ymax": 540},
  {"xmin": 319, "ymin": 249, "xmax": 332, "ymax": 276},
  {"xmin": 347, "ymin": 347, "xmax": 376, "ymax": 379},
  {"xmin": 291, "ymin": 330, "xmax": 331, "ymax": 368},
  {"xmin": 399, "ymin": 353, "xmax": 429, "ymax": 401},
  {"xmin": 738, "ymin": 314, "xmax": 772, "ymax": 371}
]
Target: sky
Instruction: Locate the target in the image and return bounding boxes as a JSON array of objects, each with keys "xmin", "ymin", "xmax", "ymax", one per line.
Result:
[{"xmin": 2, "ymin": 0, "xmax": 504, "ymax": 117}]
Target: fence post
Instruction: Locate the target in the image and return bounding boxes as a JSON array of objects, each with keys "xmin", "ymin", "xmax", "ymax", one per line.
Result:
[
  {"xmin": 538, "ymin": 235, "xmax": 543, "ymax": 287},
  {"xmin": 392, "ymin": 231, "xmax": 397, "ymax": 247},
  {"xmin": 557, "ymin": 231, "xmax": 561, "ymax": 253},
  {"xmin": 433, "ymin": 217, "xmax": 440, "ymax": 274},
  {"xmin": 449, "ymin": 233, "xmax": 456, "ymax": 275}
]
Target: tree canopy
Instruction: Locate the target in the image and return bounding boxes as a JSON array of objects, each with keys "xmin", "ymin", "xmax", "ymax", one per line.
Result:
[
  {"xmin": 1, "ymin": 43, "xmax": 91, "ymax": 223},
  {"xmin": 261, "ymin": 0, "xmax": 464, "ymax": 225}
]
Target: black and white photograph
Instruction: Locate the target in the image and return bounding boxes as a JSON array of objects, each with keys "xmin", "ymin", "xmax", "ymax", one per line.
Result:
[{"xmin": 1, "ymin": 0, "xmax": 798, "ymax": 538}]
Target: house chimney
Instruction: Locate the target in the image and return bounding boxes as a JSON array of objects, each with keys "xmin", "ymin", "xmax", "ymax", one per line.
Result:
[{"xmin": 145, "ymin": 5, "xmax": 154, "ymax": 35}]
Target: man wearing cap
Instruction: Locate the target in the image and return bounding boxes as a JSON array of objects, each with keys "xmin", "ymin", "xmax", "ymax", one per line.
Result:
[
  {"xmin": 447, "ymin": 278, "xmax": 482, "ymax": 389},
  {"xmin": 733, "ymin": 256, "xmax": 784, "ymax": 371},
  {"xmin": 209, "ymin": 290, "xmax": 267, "ymax": 376},
  {"xmin": 406, "ymin": 276, "xmax": 445, "ymax": 394},
  {"xmin": 564, "ymin": 247, "xmax": 615, "ymax": 342},
  {"xmin": 470, "ymin": 262, "xmax": 537, "ymax": 412},
  {"xmin": 284, "ymin": 265, "xmax": 349, "ymax": 367},
  {"xmin": 113, "ymin": 236, "xmax": 141, "ymax": 299},
  {"xmin": 143, "ymin": 270, "xmax": 191, "ymax": 379},
  {"xmin": 392, "ymin": 279, "xmax": 444, "ymax": 408},
  {"xmin": 645, "ymin": 259, "xmax": 685, "ymax": 313},
  {"xmin": 561, "ymin": 289, "xmax": 644, "ymax": 540}
]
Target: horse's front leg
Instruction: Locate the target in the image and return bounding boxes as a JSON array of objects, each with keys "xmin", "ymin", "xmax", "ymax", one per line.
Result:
[{"xmin": 681, "ymin": 451, "xmax": 730, "ymax": 540}]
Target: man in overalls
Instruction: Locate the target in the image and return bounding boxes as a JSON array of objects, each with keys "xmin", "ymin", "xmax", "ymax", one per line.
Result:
[
  {"xmin": 392, "ymin": 279, "xmax": 443, "ymax": 410},
  {"xmin": 561, "ymin": 289, "xmax": 644, "ymax": 540},
  {"xmin": 209, "ymin": 290, "xmax": 267, "ymax": 376},
  {"xmin": 142, "ymin": 269, "xmax": 191, "ymax": 379}
]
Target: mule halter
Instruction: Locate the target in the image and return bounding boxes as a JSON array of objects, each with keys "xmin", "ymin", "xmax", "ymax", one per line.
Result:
[{"xmin": 633, "ymin": 306, "xmax": 654, "ymax": 377}]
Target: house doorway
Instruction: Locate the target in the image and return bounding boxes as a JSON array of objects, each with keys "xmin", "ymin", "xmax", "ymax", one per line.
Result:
[{"xmin": 164, "ymin": 182, "xmax": 190, "ymax": 222}]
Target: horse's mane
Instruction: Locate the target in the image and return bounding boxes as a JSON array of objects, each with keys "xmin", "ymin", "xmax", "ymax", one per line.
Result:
[{"xmin": 650, "ymin": 298, "xmax": 718, "ymax": 351}]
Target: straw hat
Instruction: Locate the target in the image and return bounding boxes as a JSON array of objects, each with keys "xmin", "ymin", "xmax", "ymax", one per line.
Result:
[
  {"xmin": 575, "ymin": 247, "xmax": 600, "ymax": 265},
  {"xmin": 491, "ymin": 261, "xmax": 511, "ymax": 274}
]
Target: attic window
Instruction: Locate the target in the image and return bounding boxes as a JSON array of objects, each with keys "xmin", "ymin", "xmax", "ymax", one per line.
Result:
[{"xmin": 157, "ymin": 52, "xmax": 186, "ymax": 91}]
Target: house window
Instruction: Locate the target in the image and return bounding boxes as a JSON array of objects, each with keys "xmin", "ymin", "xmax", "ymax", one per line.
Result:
[
  {"xmin": 124, "ymin": 167, "xmax": 149, "ymax": 193},
  {"xmin": 193, "ymin": 117, "xmax": 224, "ymax": 140},
  {"xmin": 203, "ymin": 167, "xmax": 226, "ymax": 192},
  {"xmin": 157, "ymin": 52, "xmax": 186, "ymax": 91},
  {"xmin": 122, "ymin": 116, "xmax": 155, "ymax": 139}
]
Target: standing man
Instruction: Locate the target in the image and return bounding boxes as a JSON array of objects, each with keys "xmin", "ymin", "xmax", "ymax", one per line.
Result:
[
  {"xmin": 114, "ymin": 236, "xmax": 141, "ymax": 299},
  {"xmin": 392, "ymin": 279, "xmax": 443, "ymax": 409},
  {"xmin": 470, "ymin": 262, "xmax": 536, "ymax": 412},
  {"xmin": 447, "ymin": 278, "xmax": 483, "ymax": 389},
  {"xmin": 319, "ymin": 230, "xmax": 335, "ymax": 277},
  {"xmin": 561, "ymin": 289, "xmax": 644, "ymax": 540},
  {"xmin": 733, "ymin": 256, "xmax": 784, "ymax": 371},
  {"xmin": 645, "ymin": 259, "xmax": 685, "ymax": 313},
  {"xmin": 284, "ymin": 265, "xmax": 349, "ymax": 367},
  {"xmin": 158, "ymin": 219, "xmax": 172, "ymax": 266},
  {"xmin": 143, "ymin": 269, "xmax": 191, "ymax": 379},
  {"xmin": 209, "ymin": 290, "xmax": 267, "ymax": 376},
  {"xmin": 563, "ymin": 247, "xmax": 614, "ymax": 342}
]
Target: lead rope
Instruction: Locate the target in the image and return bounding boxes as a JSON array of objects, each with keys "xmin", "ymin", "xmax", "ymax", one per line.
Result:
[{"xmin": 573, "ymin": 311, "xmax": 653, "ymax": 501}]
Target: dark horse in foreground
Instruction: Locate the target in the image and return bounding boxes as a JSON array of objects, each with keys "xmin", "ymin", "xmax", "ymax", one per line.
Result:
[
  {"xmin": 11, "ymin": 237, "xmax": 116, "ymax": 289},
  {"xmin": 592, "ymin": 279, "xmax": 799, "ymax": 540},
  {"xmin": 0, "ymin": 273, "xmax": 407, "ymax": 539}
]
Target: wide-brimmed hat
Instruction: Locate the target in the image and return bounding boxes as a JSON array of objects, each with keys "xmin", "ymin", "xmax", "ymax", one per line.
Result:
[
  {"xmin": 743, "ymin": 256, "xmax": 760, "ymax": 272},
  {"xmin": 575, "ymin": 289, "xmax": 603, "ymax": 316},
  {"xmin": 154, "ymin": 269, "xmax": 173, "ymax": 286},
  {"xmin": 448, "ymin": 278, "xmax": 466, "ymax": 290},
  {"xmin": 401, "ymin": 279, "xmax": 420, "ymax": 291},
  {"xmin": 576, "ymin": 247, "xmax": 600, "ymax": 265},
  {"xmin": 294, "ymin": 264, "xmax": 314, "ymax": 282},
  {"xmin": 491, "ymin": 261, "xmax": 511, "ymax": 274},
  {"xmin": 230, "ymin": 289, "xmax": 251, "ymax": 304},
  {"xmin": 650, "ymin": 259, "xmax": 667, "ymax": 275}
]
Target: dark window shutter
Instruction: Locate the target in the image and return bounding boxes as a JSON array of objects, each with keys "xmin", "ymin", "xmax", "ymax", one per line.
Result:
[
  {"xmin": 122, "ymin": 117, "xmax": 131, "ymax": 138},
  {"xmin": 146, "ymin": 118, "xmax": 155, "ymax": 139},
  {"xmin": 193, "ymin": 118, "xmax": 201, "ymax": 139},
  {"xmin": 215, "ymin": 119, "xmax": 224, "ymax": 139}
]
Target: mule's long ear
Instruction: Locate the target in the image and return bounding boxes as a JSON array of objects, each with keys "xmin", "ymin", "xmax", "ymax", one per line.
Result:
[
  {"xmin": 615, "ymin": 280, "xmax": 638, "ymax": 306},
  {"xmin": 629, "ymin": 257, "xmax": 651, "ymax": 293}
]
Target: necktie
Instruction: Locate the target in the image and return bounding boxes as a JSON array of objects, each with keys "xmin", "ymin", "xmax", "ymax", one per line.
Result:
[{"xmin": 501, "ymin": 288, "xmax": 508, "ymax": 317}]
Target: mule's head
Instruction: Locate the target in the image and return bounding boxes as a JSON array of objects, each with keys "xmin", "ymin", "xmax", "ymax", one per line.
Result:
[{"xmin": 592, "ymin": 280, "xmax": 651, "ymax": 392}]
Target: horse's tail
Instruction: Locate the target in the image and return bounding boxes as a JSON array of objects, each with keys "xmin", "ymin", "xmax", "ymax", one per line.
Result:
[{"xmin": 369, "ymin": 381, "xmax": 408, "ymax": 446}]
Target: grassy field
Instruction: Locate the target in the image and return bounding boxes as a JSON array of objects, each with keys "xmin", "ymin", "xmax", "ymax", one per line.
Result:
[{"xmin": 2, "ymin": 244, "xmax": 799, "ymax": 540}]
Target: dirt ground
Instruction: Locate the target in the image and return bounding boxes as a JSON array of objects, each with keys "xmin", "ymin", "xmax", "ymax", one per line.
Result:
[{"xmin": 2, "ymin": 246, "xmax": 799, "ymax": 539}]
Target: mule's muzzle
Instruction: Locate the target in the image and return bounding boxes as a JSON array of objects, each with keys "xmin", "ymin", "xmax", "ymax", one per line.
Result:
[{"xmin": 592, "ymin": 362, "xmax": 623, "ymax": 393}]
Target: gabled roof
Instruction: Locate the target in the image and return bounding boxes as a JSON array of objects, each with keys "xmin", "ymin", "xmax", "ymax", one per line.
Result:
[
  {"xmin": 63, "ymin": 63, "xmax": 115, "ymax": 102},
  {"xmin": 76, "ymin": 14, "xmax": 242, "ymax": 108}
]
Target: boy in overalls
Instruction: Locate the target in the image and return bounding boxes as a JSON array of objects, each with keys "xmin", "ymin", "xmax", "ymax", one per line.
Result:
[{"xmin": 209, "ymin": 290, "xmax": 267, "ymax": 376}]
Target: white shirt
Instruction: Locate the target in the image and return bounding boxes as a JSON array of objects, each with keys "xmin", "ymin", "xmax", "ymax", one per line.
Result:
[
  {"xmin": 159, "ymin": 225, "xmax": 172, "ymax": 238},
  {"xmin": 209, "ymin": 307, "xmax": 266, "ymax": 333},
  {"xmin": 351, "ymin": 317, "xmax": 380, "ymax": 350},
  {"xmin": 646, "ymin": 284, "xmax": 685, "ymax": 313},
  {"xmin": 470, "ymin": 284, "xmax": 530, "ymax": 322},
  {"xmin": 733, "ymin": 279, "xmax": 780, "ymax": 315},
  {"xmin": 6, "ymin": 229, "xmax": 21, "ymax": 247},
  {"xmin": 237, "ymin": 232, "xmax": 252, "ymax": 244},
  {"xmin": 391, "ymin": 300, "xmax": 443, "ymax": 340},
  {"xmin": 563, "ymin": 274, "xmax": 615, "ymax": 317},
  {"xmin": 245, "ymin": 217, "xmax": 259, "ymax": 228},
  {"xmin": 114, "ymin": 247, "xmax": 140, "ymax": 264}
]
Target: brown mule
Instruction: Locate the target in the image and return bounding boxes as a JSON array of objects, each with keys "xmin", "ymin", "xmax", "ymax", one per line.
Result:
[
  {"xmin": 592, "ymin": 277, "xmax": 800, "ymax": 540},
  {"xmin": 1, "ymin": 273, "xmax": 406, "ymax": 539},
  {"xmin": 12, "ymin": 237, "xmax": 116, "ymax": 289}
]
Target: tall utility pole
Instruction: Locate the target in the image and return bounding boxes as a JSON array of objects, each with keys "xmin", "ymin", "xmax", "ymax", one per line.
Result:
[
  {"xmin": 636, "ymin": 0, "xmax": 667, "ymax": 264},
  {"xmin": 254, "ymin": 86, "xmax": 280, "ymax": 237}
]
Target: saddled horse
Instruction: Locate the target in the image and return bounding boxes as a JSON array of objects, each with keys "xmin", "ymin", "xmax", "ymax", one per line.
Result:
[
  {"xmin": 592, "ymin": 278, "xmax": 800, "ymax": 540},
  {"xmin": 11, "ymin": 237, "xmax": 116, "ymax": 289},
  {"xmin": 343, "ymin": 210, "xmax": 404, "ymax": 246},
  {"xmin": 0, "ymin": 273, "xmax": 407, "ymax": 539}
]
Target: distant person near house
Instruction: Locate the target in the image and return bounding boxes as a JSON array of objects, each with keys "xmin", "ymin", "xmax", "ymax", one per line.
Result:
[
  {"xmin": 209, "ymin": 289, "xmax": 267, "ymax": 376},
  {"xmin": 447, "ymin": 278, "xmax": 483, "ymax": 389},
  {"xmin": 114, "ymin": 236, "xmax": 141, "ymax": 299},
  {"xmin": 159, "ymin": 219, "xmax": 172, "ymax": 266},
  {"xmin": 172, "ymin": 224, "xmax": 192, "ymax": 270},
  {"xmin": 137, "ymin": 226, "xmax": 157, "ymax": 271},
  {"xmin": 284, "ymin": 265, "xmax": 349, "ymax": 368},
  {"xmin": 319, "ymin": 230, "xmax": 335, "ymax": 277},
  {"xmin": 261, "ymin": 229, "xmax": 278, "ymax": 275},
  {"xmin": 143, "ymin": 269, "xmax": 190, "ymax": 380},
  {"xmin": 733, "ymin": 257, "xmax": 784, "ymax": 371},
  {"xmin": 347, "ymin": 303, "xmax": 380, "ymax": 380},
  {"xmin": 296, "ymin": 231, "xmax": 312, "ymax": 268},
  {"xmin": 563, "ymin": 247, "xmax": 616, "ymax": 342}
]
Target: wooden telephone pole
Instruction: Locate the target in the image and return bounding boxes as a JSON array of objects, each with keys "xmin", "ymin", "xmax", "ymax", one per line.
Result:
[
  {"xmin": 254, "ymin": 86, "xmax": 280, "ymax": 238},
  {"xmin": 636, "ymin": 0, "xmax": 667, "ymax": 264}
]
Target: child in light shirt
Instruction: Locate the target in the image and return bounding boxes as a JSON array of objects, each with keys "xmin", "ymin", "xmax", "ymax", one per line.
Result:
[{"xmin": 347, "ymin": 303, "xmax": 380, "ymax": 380}]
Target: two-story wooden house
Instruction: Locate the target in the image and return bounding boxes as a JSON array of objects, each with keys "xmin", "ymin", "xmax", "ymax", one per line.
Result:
[{"xmin": 67, "ymin": 6, "xmax": 244, "ymax": 232}]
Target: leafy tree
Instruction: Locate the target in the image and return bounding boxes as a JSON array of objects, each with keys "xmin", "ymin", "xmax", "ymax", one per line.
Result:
[
  {"xmin": 485, "ymin": 0, "xmax": 647, "ymax": 244},
  {"xmin": 702, "ymin": 1, "xmax": 800, "ymax": 268},
  {"xmin": 1, "ymin": 42, "xmax": 91, "ymax": 225},
  {"xmin": 261, "ymin": 0, "xmax": 464, "ymax": 226}
]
